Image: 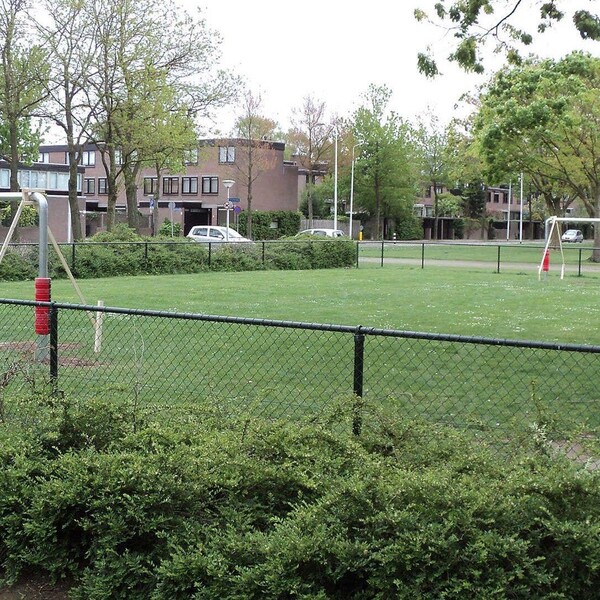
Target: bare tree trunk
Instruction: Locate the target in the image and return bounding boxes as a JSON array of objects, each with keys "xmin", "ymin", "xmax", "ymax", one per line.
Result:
[
  {"xmin": 67, "ymin": 146, "xmax": 83, "ymax": 240},
  {"xmin": 123, "ymin": 157, "xmax": 140, "ymax": 232},
  {"xmin": 152, "ymin": 165, "xmax": 162, "ymax": 236},
  {"xmin": 593, "ymin": 192, "xmax": 600, "ymax": 262}
]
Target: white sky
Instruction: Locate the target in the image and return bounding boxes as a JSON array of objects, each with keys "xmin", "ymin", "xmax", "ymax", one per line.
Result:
[{"xmin": 191, "ymin": 0, "xmax": 600, "ymax": 134}]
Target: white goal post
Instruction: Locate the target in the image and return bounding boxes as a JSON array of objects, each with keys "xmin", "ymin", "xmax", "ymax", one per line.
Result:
[{"xmin": 540, "ymin": 216, "xmax": 600, "ymax": 280}]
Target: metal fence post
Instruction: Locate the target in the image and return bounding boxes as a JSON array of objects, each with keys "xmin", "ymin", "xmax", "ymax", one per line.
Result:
[
  {"xmin": 421, "ymin": 243, "xmax": 425, "ymax": 269},
  {"xmin": 380, "ymin": 241, "xmax": 384, "ymax": 267},
  {"xmin": 71, "ymin": 243, "xmax": 76, "ymax": 273},
  {"xmin": 497, "ymin": 245, "xmax": 501, "ymax": 273},
  {"xmin": 353, "ymin": 327, "xmax": 365, "ymax": 436},
  {"xmin": 578, "ymin": 247, "xmax": 582, "ymax": 277},
  {"xmin": 50, "ymin": 303, "xmax": 59, "ymax": 395}
]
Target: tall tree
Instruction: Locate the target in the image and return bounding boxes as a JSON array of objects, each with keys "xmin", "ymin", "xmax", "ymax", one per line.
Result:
[
  {"xmin": 415, "ymin": 0, "xmax": 600, "ymax": 76},
  {"xmin": 413, "ymin": 111, "xmax": 450, "ymax": 239},
  {"xmin": 474, "ymin": 52, "xmax": 600, "ymax": 259},
  {"xmin": 288, "ymin": 96, "xmax": 335, "ymax": 226},
  {"xmin": 352, "ymin": 84, "xmax": 418, "ymax": 240},
  {"xmin": 85, "ymin": 0, "xmax": 237, "ymax": 230},
  {"xmin": 232, "ymin": 89, "xmax": 279, "ymax": 239},
  {"xmin": 35, "ymin": 0, "xmax": 99, "ymax": 240},
  {"xmin": 0, "ymin": 0, "xmax": 48, "ymax": 193}
]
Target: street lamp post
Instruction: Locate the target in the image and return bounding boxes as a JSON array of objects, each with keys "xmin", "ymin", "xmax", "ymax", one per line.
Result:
[
  {"xmin": 222, "ymin": 179, "xmax": 235, "ymax": 242},
  {"xmin": 519, "ymin": 172, "xmax": 524, "ymax": 243},
  {"xmin": 333, "ymin": 129, "xmax": 338, "ymax": 231},
  {"xmin": 349, "ymin": 143, "xmax": 361, "ymax": 239},
  {"xmin": 506, "ymin": 180, "xmax": 512, "ymax": 241}
]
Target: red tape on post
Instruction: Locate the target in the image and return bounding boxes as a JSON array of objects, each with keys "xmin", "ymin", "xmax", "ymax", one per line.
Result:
[
  {"xmin": 542, "ymin": 250, "xmax": 550, "ymax": 272},
  {"xmin": 34, "ymin": 277, "xmax": 51, "ymax": 335}
]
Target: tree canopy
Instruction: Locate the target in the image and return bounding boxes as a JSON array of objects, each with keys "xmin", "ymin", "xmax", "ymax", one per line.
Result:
[
  {"xmin": 352, "ymin": 85, "xmax": 419, "ymax": 239},
  {"xmin": 415, "ymin": 1, "xmax": 600, "ymax": 76},
  {"xmin": 474, "ymin": 51, "xmax": 600, "ymax": 258}
]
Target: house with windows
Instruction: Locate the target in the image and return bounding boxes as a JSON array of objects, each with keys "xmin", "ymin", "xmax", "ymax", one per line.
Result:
[
  {"xmin": 37, "ymin": 138, "xmax": 299, "ymax": 238},
  {"xmin": 0, "ymin": 157, "xmax": 85, "ymax": 243},
  {"xmin": 414, "ymin": 184, "xmax": 536, "ymax": 240}
]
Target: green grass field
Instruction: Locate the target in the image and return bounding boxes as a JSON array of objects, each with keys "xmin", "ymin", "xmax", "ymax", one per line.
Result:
[
  {"xmin": 1, "ymin": 263, "xmax": 599, "ymax": 343},
  {"xmin": 358, "ymin": 240, "xmax": 597, "ymax": 268},
  {"xmin": 1, "ymin": 265, "xmax": 599, "ymax": 448}
]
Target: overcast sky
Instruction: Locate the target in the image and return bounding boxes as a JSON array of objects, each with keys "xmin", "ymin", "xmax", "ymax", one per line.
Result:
[{"xmin": 192, "ymin": 0, "xmax": 599, "ymax": 134}]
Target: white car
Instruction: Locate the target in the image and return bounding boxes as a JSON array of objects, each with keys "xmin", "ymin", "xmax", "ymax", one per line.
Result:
[
  {"xmin": 186, "ymin": 226, "xmax": 252, "ymax": 243},
  {"xmin": 296, "ymin": 228, "xmax": 346, "ymax": 238},
  {"xmin": 561, "ymin": 229, "xmax": 584, "ymax": 243}
]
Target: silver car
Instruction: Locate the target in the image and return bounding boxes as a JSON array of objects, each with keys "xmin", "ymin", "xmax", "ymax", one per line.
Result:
[
  {"xmin": 186, "ymin": 226, "xmax": 252, "ymax": 243},
  {"xmin": 296, "ymin": 228, "xmax": 346, "ymax": 238},
  {"xmin": 561, "ymin": 229, "xmax": 583, "ymax": 243}
]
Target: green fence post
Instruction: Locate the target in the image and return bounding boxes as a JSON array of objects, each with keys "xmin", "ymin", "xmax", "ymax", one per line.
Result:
[
  {"xmin": 50, "ymin": 303, "xmax": 58, "ymax": 395},
  {"xmin": 353, "ymin": 328, "xmax": 365, "ymax": 436}
]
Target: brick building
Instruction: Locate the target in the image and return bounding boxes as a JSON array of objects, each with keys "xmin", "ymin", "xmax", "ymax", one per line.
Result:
[{"xmin": 34, "ymin": 138, "xmax": 299, "ymax": 239}]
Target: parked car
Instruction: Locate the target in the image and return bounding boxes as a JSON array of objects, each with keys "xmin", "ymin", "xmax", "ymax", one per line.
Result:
[
  {"xmin": 561, "ymin": 229, "xmax": 584, "ymax": 243},
  {"xmin": 296, "ymin": 228, "xmax": 346, "ymax": 238},
  {"xmin": 186, "ymin": 226, "xmax": 252, "ymax": 243}
]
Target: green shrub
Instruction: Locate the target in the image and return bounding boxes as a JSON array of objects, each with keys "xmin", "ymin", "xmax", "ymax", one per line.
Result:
[
  {"xmin": 144, "ymin": 239, "xmax": 209, "ymax": 275},
  {"xmin": 0, "ymin": 250, "xmax": 37, "ymax": 280},
  {"xmin": 157, "ymin": 219, "xmax": 181, "ymax": 238},
  {"xmin": 208, "ymin": 244, "xmax": 264, "ymax": 272},
  {"xmin": 238, "ymin": 211, "xmax": 302, "ymax": 240},
  {"xmin": 0, "ymin": 204, "xmax": 38, "ymax": 227},
  {"xmin": 1, "ymin": 395, "xmax": 600, "ymax": 598},
  {"xmin": 0, "ymin": 221, "xmax": 356, "ymax": 281},
  {"xmin": 90, "ymin": 224, "xmax": 142, "ymax": 243},
  {"xmin": 264, "ymin": 239, "xmax": 355, "ymax": 270}
]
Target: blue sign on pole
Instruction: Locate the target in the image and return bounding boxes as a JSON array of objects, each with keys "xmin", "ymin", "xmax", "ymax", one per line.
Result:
[{"xmin": 229, "ymin": 197, "xmax": 241, "ymax": 203}]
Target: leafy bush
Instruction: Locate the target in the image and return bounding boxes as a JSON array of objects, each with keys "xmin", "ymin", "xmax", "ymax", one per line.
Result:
[
  {"xmin": 1, "ymin": 395, "xmax": 600, "ymax": 599},
  {"xmin": 207, "ymin": 244, "xmax": 264, "ymax": 272},
  {"xmin": 0, "ymin": 232, "xmax": 356, "ymax": 281},
  {"xmin": 238, "ymin": 211, "xmax": 302, "ymax": 240},
  {"xmin": 157, "ymin": 219, "xmax": 181, "ymax": 238},
  {"xmin": 264, "ymin": 238, "xmax": 355, "ymax": 270},
  {"xmin": 0, "ymin": 250, "xmax": 37, "ymax": 280},
  {"xmin": 0, "ymin": 204, "xmax": 39, "ymax": 227},
  {"xmin": 144, "ymin": 239, "xmax": 209, "ymax": 275}
]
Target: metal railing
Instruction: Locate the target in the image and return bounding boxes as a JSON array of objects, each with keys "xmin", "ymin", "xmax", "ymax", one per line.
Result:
[
  {"xmin": 1, "ymin": 298, "xmax": 599, "ymax": 462},
  {"xmin": 2, "ymin": 239, "xmax": 600, "ymax": 276},
  {"xmin": 357, "ymin": 240, "xmax": 600, "ymax": 275}
]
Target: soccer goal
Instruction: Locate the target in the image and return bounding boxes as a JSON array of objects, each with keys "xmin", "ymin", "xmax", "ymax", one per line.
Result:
[{"xmin": 540, "ymin": 216, "xmax": 600, "ymax": 280}]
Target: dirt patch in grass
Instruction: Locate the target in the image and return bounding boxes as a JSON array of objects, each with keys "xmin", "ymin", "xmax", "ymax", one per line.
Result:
[
  {"xmin": 0, "ymin": 341, "xmax": 101, "ymax": 367},
  {"xmin": 0, "ymin": 575, "xmax": 72, "ymax": 600}
]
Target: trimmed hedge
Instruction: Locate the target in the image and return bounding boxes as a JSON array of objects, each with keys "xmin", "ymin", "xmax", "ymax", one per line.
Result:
[
  {"xmin": 0, "ymin": 225, "xmax": 356, "ymax": 280},
  {"xmin": 1, "ymin": 395, "xmax": 599, "ymax": 598}
]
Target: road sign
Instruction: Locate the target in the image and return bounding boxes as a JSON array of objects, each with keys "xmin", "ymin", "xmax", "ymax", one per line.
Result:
[
  {"xmin": 229, "ymin": 197, "xmax": 240, "ymax": 203},
  {"xmin": 234, "ymin": 205, "xmax": 242, "ymax": 214},
  {"xmin": 223, "ymin": 201, "xmax": 232, "ymax": 209},
  {"xmin": 168, "ymin": 201, "xmax": 175, "ymax": 210}
]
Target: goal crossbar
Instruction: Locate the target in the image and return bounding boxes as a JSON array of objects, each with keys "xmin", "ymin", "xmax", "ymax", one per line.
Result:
[{"xmin": 540, "ymin": 216, "xmax": 600, "ymax": 280}]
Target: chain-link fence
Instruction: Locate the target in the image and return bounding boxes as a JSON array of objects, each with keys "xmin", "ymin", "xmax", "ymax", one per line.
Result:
[{"xmin": 1, "ymin": 298, "xmax": 599, "ymax": 463}]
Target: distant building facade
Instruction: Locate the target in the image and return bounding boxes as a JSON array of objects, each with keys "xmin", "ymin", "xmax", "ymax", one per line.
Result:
[
  {"xmin": 0, "ymin": 157, "xmax": 85, "ymax": 243},
  {"xmin": 33, "ymin": 138, "xmax": 299, "ymax": 239}
]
